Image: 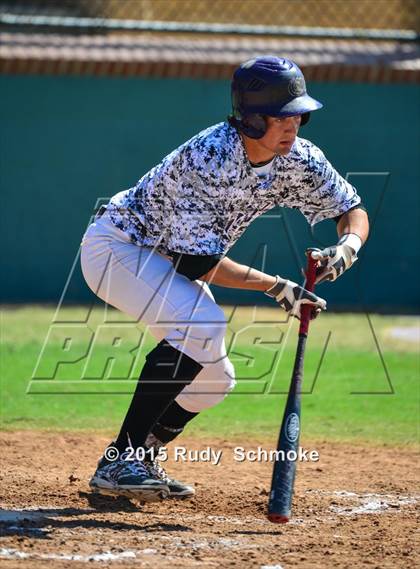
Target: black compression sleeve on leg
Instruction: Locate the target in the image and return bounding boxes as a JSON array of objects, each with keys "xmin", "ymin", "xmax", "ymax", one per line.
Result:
[
  {"xmin": 158, "ymin": 400, "xmax": 198, "ymax": 428},
  {"xmin": 114, "ymin": 341, "xmax": 202, "ymax": 454},
  {"xmin": 150, "ymin": 401, "xmax": 198, "ymax": 445}
]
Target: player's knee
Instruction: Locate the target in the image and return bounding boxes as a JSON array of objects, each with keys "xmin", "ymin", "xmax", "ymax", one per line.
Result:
[
  {"xmin": 175, "ymin": 356, "xmax": 236, "ymax": 413},
  {"xmin": 218, "ymin": 358, "xmax": 237, "ymax": 403}
]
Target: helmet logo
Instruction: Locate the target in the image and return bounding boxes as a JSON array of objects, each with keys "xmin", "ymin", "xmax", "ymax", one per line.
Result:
[{"xmin": 288, "ymin": 76, "xmax": 306, "ymax": 97}]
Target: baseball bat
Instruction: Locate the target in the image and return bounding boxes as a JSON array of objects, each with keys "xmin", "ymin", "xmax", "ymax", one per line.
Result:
[{"xmin": 267, "ymin": 249, "xmax": 318, "ymax": 523}]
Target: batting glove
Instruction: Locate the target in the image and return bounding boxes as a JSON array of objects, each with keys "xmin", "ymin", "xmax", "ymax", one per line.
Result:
[
  {"xmin": 265, "ymin": 276, "xmax": 327, "ymax": 320},
  {"xmin": 310, "ymin": 233, "xmax": 362, "ymax": 284}
]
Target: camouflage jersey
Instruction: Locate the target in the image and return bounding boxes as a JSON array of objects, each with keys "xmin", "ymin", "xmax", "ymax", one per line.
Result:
[{"xmin": 106, "ymin": 121, "xmax": 361, "ymax": 256}]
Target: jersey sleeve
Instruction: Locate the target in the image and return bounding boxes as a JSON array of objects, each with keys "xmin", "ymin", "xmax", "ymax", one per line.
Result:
[{"xmin": 300, "ymin": 145, "xmax": 361, "ymax": 226}]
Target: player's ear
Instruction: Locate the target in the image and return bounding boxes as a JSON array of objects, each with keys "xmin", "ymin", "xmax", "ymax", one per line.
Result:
[{"xmin": 300, "ymin": 112, "xmax": 310, "ymax": 125}]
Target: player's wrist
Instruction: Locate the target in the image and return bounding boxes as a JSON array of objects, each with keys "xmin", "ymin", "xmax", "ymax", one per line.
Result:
[
  {"xmin": 264, "ymin": 276, "xmax": 287, "ymax": 299},
  {"xmin": 338, "ymin": 233, "xmax": 362, "ymax": 254}
]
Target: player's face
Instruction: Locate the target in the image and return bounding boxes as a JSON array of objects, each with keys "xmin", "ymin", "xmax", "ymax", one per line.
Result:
[{"xmin": 259, "ymin": 115, "xmax": 301, "ymax": 155}]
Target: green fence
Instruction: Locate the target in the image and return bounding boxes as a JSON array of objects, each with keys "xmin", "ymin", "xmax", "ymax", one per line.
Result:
[{"xmin": 1, "ymin": 76, "xmax": 419, "ymax": 311}]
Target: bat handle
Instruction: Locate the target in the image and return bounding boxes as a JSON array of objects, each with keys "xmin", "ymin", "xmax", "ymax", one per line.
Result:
[{"xmin": 299, "ymin": 249, "xmax": 318, "ymax": 336}]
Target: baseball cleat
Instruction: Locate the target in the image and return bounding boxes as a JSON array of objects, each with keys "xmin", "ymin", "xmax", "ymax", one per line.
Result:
[
  {"xmin": 89, "ymin": 451, "xmax": 170, "ymax": 502},
  {"xmin": 144, "ymin": 455, "xmax": 195, "ymax": 499}
]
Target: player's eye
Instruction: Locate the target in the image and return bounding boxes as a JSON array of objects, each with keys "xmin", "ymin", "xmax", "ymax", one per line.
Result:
[{"xmin": 274, "ymin": 116, "xmax": 301, "ymax": 124}]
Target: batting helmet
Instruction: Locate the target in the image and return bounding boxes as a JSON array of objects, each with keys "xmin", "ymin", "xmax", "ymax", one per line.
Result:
[{"xmin": 229, "ymin": 56, "xmax": 323, "ymax": 139}]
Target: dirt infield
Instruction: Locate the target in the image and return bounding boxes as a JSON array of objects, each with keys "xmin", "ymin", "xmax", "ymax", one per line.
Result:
[{"xmin": 0, "ymin": 432, "xmax": 418, "ymax": 569}]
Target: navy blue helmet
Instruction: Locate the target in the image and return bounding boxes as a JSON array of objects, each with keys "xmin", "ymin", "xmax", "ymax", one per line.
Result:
[{"xmin": 229, "ymin": 56, "xmax": 323, "ymax": 139}]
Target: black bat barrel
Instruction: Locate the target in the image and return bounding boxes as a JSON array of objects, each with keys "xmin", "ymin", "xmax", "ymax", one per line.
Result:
[{"xmin": 267, "ymin": 333, "xmax": 307, "ymax": 522}]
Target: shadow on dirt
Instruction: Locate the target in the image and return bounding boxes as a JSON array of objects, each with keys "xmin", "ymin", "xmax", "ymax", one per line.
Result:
[
  {"xmin": 0, "ymin": 497, "xmax": 193, "ymax": 540},
  {"xmin": 229, "ymin": 529, "xmax": 283, "ymax": 536},
  {"xmin": 79, "ymin": 491, "xmax": 141, "ymax": 512}
]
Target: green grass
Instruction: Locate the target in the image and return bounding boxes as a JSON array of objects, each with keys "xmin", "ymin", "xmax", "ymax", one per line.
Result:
[{"xmin": 1, "ymin": 305, "xmax": 419, "ymax": 446}]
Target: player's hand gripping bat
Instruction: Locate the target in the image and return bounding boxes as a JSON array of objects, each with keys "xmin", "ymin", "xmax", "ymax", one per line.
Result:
[{"xmin": 267, "ymin": 249, "xmax": 319, "ymax": 523}]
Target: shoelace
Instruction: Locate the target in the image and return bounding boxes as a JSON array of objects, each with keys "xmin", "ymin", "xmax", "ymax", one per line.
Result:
[
  {"xmin": 117, "ymin": 452, "xmax": 150, "ymax": 478},
  {"xmin": 145, "ymin": 457, "xmax": 169, "ymax": 482}
]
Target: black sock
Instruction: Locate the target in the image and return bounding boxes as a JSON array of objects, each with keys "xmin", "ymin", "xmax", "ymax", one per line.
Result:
[
  {"xmin": 146, "ymin": 401, "xmax": 198, "ymax": 447},
  {"xmin": 114, "ymin": 340, "xmax": 202, "ymax": 454}
]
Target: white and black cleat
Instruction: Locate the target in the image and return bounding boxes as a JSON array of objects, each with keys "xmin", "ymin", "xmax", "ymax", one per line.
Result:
[
  {"xmin": 144, "ymin": 455, "xmax": 195, "ymax": 499},
  {"xmin": 89, "ymin": 451, "xmax": 170, "ymax": 502}
]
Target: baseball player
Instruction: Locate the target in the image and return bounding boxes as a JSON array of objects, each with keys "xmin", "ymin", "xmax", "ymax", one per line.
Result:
[{"xmin": 81, "ymin": 55, "xmax": 369, "ymax": 502}]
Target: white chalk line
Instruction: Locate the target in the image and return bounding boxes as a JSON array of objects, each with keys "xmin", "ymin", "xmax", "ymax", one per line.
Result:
[
  {"xmin": 307, "ymin": 490, "xmax": 419, "ymax": 516},
  {"xmin": 0, "ymin": 547, "xmax": 152, "ymax": 563},
  {"xmin": 2, "ymin": 491, "xmax": 417, "ymax": 529},
  {"xmin": 2, "ymin": 489, "xmax": 416, "ymax": 530},
  {"xmin": 1, "ymin": 491, "xmax": 418, "ymax": 564}
]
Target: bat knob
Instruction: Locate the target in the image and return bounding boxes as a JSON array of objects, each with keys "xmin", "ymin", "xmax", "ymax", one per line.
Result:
[
  {"xmin": 267, "ymin": 513, "xmax": 290, "ymax": 524},
  {"xmin": 305, "ymin": 247, "xmax": 319, "ymax": 257}
]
